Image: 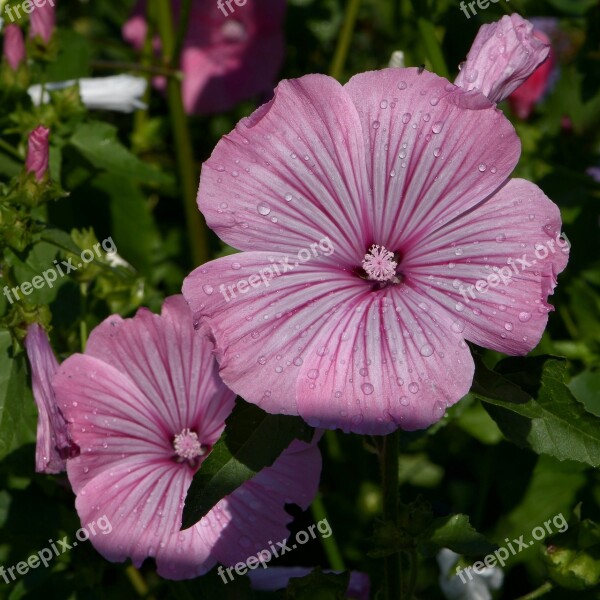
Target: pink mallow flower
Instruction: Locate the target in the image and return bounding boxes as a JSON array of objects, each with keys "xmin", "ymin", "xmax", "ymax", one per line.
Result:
[
  {"xmin": 25, "ymin": 126, "xmax": 50, "ymax": 181},
  {"xmin": 25, "ymin": 324, "xmax": 77, "ymax": 474},
  {"xmin": 48, "ymin": 295, "xmax": 321, "ymax": 580},
  {"xmin": 182, "ymin": 66, "xmax": 568, "ymax": 435},
  {"xmin": 29, "ymin": 0, "xmax": 56, "ymax": 43},
  {"xmin": 3, "ymin": 24, "xmax": 26, "ymax": 71},
  {"xmin": 508, "ymin": 18, "xmax": 561, "ymax": 119},
  {"xmin": 455, "ymin": 14, "xmax": 550, "ymax": 104},
  {"xmin": 123, "ymin": 0, "xmax": 286, "ymax": 115}
]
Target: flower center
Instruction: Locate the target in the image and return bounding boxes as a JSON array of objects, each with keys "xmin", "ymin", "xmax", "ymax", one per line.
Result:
[
  {"xmin": 362, "ymin": 245, "xmax": 398, "ymax": 282},
  {"xmin": 173, "ymin": 429, "xmax": 207, "ymax": 465}
]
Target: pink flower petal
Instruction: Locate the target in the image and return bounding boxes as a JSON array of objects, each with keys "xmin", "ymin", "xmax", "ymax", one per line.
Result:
[
  {"xmin": 3, "ymin": 25, "xmax": 26, "ymax": 71},
  {"xmin": 198, "ymin": 75, "xmax": 370, "ymax": 265},
  {"xmin": 455, "ymin": 14, "xmax": 551, "ymax": 104},
  {"xmin": 24, "ymin": 324, "xmax": 76, "ymax": 474},
  {"xmin": 402, "ymin": 179, "xmax": 569, "ymax": 355},
  {"xmin": 83, "ymin": 296, "xmax": 234, "ymax": 440},
  {"xmin": 183, "ymin": 253, "xmax": 474, "ymax": 434},
  {"xmin": 204, "ymin": 439, "xmax": 321, "ymax": 565},
  {"xmin": 25, "ymin": 126, "xmax": 50, "ymax": 181},
  {"xmin": 343, "ymin": 68, "xmax": 520, "ymax": 249}
]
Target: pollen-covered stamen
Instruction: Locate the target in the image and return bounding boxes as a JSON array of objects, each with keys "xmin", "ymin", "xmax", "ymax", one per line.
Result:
[
  {"xmin": 173, "ymin": 428, "xmax": 206, "ymax": 463},
  {"xmin": 362, "ymin": 245, "xmax": 398, "ymax": 282}
]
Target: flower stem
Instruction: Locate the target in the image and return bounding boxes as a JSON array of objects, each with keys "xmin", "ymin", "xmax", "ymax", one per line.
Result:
[
  {"xmin": 382, "ymin": 430, "xmax": 402, "ymax": 599},
  {"xmin": 515, "ymin": 582, "xmax": 554, "ymax": 600},
  {"xmin": 310, "ymin": 493, "xmax": 346, "ymax": 571},
  {"xmin": 329, "ymin": 0, "xmax": 362, "ymax": 81},
  {"xmin": 154, "ymin": 0, "xmax": 209, "ymax": 268}
]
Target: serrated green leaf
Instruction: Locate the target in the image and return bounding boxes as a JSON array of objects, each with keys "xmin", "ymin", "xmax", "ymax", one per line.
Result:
[
  {"xmin": 569, "ymin": 369, "xmax": 600, "ymax": 418},
  {"xmin": 181, "ymin": 399, "xmax": 314, "ymax": 529},
  {"xmin": 417, "ymin": 514, "xmax": 497, "ymax": 557},
  {"xmin": 474, "ymin": 356, "xmax": 600, "ymax": 467}
]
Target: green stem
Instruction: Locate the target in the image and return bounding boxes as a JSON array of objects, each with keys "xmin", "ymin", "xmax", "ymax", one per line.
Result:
[
  {"xmin": 329, "ymin": 0, "xmax": 362, "ymax": 81},
  {"xmin": 154, "ymin": 0, "xmax": 209, "ymax": 268},
  {"xmin": 0, "ymin": 138, "xmax": 23, "ymax": 161},
  {"xmin": 91, "ymin": 60, "xmax": 181, "ymax": 78},
  {"xmin": 514, "ymin": 582, "xmax": 554, "ymax": 600},
  {"xmin": 406, "ymin": 548, "xmax": 418, "ymax": 599},
  {"xmin": 417, "ymin": 17, "xmax": 449, "ymax": 79},
  {"xmin": 310, "ymin": 493, "xmax": 346, "ymax": 571},
  {"xmin": 382, "ymin": 431, "xmax": 402, "ymax": 600},
  {"xmin": 79, "ymin": 283, "xmax": 88, "ymax": 351}
]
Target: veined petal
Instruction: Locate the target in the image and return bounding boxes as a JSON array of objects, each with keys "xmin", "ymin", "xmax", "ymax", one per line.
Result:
[
  {"xmin": 73, "ymin": 459, "xmax": 215, "ymax": 580},
  {"xmin": 343, "ymin": 68, "xmax": 520, "ymax": 251},
  {"xmin": 183, "ymin": 254, "xmax": 473, "ymax": 434},
  {"xmin": 25, "ymin": 324, "xmax": 76, "ymax": 474},
  {"xmin": 198, "ymin": 75, "xmax": 370, "ymax": 265},
  {"xmin": 403, "ymin": 179, "xmax": 568, "ymax": 355},
  {"xmin": 82, "ymin": 296, "xmax": 235, "ymax": 440}
]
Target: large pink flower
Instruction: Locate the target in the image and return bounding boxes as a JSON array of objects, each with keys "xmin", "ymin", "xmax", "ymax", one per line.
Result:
[
  {"xmin": 25, "ymin": 324, "xmax": 77, "ymax": 474},
  {"xmin": 123, "ymin": 0, "xmax": 286, "ymax": 115},
  {"xmin": 51, "ymin": 295, "xmax": 321, "ymax": 580},
  {"xmin": 182, "ymin": 67, "xmax": 568, "ymax": 435}
]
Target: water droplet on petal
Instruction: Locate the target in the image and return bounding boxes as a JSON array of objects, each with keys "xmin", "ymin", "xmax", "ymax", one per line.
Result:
[
  {"xmin": 398, "ymin": 81, "xmax": 407, "ymax": 90},
  {"xmin": 257, "ymin": 203, "xmax": 271, "ymax": 216},
  {"xmin": 432, "ymin": 122, "xmax": 443, "ymax": 134},
  {"xmin": 202, "ymin": 285, "xmax": 214, "ymax": 295},
  {"xmin": 478, "ymin": 163, "xmax": 487, "ymax": 172},
  {"xmin": 452, "ymin": 320, "xmax": 465, "ymax": 333},
  {"xmin": 408, "ymin": 382, "xmax": 419, "ymax": 394},
  {"xmin": 402, "ymin": 113, "xmax": 411, "ymax": 124},
  {"xmin": 432, "ymin": 401, "xmax": 445, "ymax": 419},
  {"xmin": 361, "ymin": 383, "xmax": 374, "ymax": 395},
  {"xmin": 380, "ymin": 100, "xmax": 388, "ymax": 109},
  {"xmin": 504, "ymin": 322, "xmax": 514, "ymax": 331},
  {"xmin": 420, "ymin": 344, "xmax": 434, "ymax": 357},
  {"xmin": 372, "ymin": 121, "xmax": 381, "ymax": 130},
  {"xmin": 307, "ymin": 369, "xmax": 319, "ymax": 380},
  {"xmin": 518, "ymin": 311, "xmax": 532, "ymax": 322}
]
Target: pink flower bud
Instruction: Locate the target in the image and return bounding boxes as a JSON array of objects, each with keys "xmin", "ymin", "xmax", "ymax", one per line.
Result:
[
  {"xmin": 26, "ymin": 126, "xmax": 50, "ymax": 181},
  {"xmin": 30, "ymin": 0, "xmax": 56, "ymax": 44},
  {"xmin": 455, "ymin": 14, "xmax": 551, "ymax": 104},
  {"xmin": 3, "ymin": 25, "xmax": 26, "ymax": 71}
]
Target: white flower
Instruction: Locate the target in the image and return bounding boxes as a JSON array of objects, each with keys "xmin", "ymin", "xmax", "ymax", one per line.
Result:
[
  {"xmin": 437, "ymin": 549, "xmax": 503, "ymax": 600},
  {"xmin": 28, "ymin": 75, "xmax": 147, "ymax": 113},
  {"xmin": 389, "ymin": 50, "xmax": 406, "ymax": 68}
]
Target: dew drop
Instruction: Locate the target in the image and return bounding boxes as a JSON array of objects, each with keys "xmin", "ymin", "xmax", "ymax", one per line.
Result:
[
  {"xmin": 400, "ymin": 396, "xmax": 410, "ymax": 406},
  {"xmin": 432, "ymin": 122, "xmax": 443, "ymax": 134},
  {"xmin": 452, "ymin": 320, "xmax": 465, "ymax": 333},
  {"xmin": 430, "ymin": 96, "xmax": 440, "ymax": 106},
  {"xmin": 408, "ymin": 382, "xmax": 419, "ymax": 394},
  {"xmin": 420, "ymin": 344, "xmax": 434, "ymax": 357},
  {"xmin": 257, "ymin": 203, "xmax": 271, "ymax": 216},
  {"xmin": 398, "ymin": 81, "xmax": 407, "ymax": 90},
  {"xmin": 231, "ymin": 262, "xmax": 241, "ymax": 271},
  {"xmin": 478, "ymin": 163, "xmax": 487, "ymax": 172},
  {"xmin": 284, "ymin": 193, "xmax": 293, "ymax": 202},
  {"xmin": 504, "ymin": 322, "xmax": 514, "ymax": 331},
  {"xmin": 402, "ymin": 113, "xmax": 411, "ymax": 124},
  {"xmin": 518, "ymin": 311, "xmax": 532, "ymax": 322},
  {"xmin": 372, "ymin": 120, "xmax": 381, "ymax": 130},
  {"xmin": 455, "ymin": 302, "xmax": 466, "ymax": 312},
  {"xmin": 495, "ymin": 234, "xmax": 506, "ymax": 243},
  {"xmin": 361, "ymin": 383, "xmax": 374, "ymax": 395},
  {"xmin": 423, "ymin": 113, "xmax": 431, "ymax": 122},
  {"xmin": 257, "ymin": 356, "xmax": 267, "ymax": 365},
  {"xmin": 307, "ymin": 369, "xmax": 319, "ymax": 380},
  {"xmin": 380, "ymin": 100, "xmax": 388, "ymax": 109},
  {"xmin": 432, "ymin": 401, "xmax": 445, "ymax": 419},
  {"xmin": 293, "ymin": 357, "xmax": 303, "ymax": 366},
  {"xmin": 202, "ymin": 284, "xmax": 214, "ymax": 295}
]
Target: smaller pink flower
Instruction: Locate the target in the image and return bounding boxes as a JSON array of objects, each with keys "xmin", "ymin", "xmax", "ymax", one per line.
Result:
[
  {"xmin": 3, "ymin": 25, "xmax": 26, "ymax": 71},
  {"xmin": 455, "ymin": 14, "xmax": 550, "ymax": 104},
  {"xmin": 24, "ymin": 324, "xmax": 78, "ymax": 474},
  {"xmin": 25, "ymin": 126, "xmax": 50, "ymax": 181},
  {"xmin": 29, "ymin": 0, "xmax": 56, "ymax": 43},
  {"xmin": 123, "ymin": 0, "xmax": 286, "ymax": 115},
  {"xmin": 51, "ymin": 295, "xmax": 322, "ymax": 580}
]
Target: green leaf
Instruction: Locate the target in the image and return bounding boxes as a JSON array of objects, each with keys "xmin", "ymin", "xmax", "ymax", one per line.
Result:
[
  {"xmin": 546, "ymin": 0, "xmax": 597, "ymax": 15},
  {"xmin": 417, "ymin": 514, "xmax": 497, "ymax": 558},
  {"xmin": 44, "ymin": 30, "xmax": 92, "ymax": 81},
  {"xmin": 473, "ymin": 356, "xmax": 600, "ymax": 467},
  {"xmin": 0, "ymin": 330, "xmax": 37, "ymax": 461},
  {"xmin": 70, "ymin": 122, "xmax": 174, "ymax": 189},
  {"xmin": 181, "ymin": 399, "xmax": 314, "ymax": 530},
  {"xmin": 569, "ymin": 369, "xmax": 600, "ymax": 418}
]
